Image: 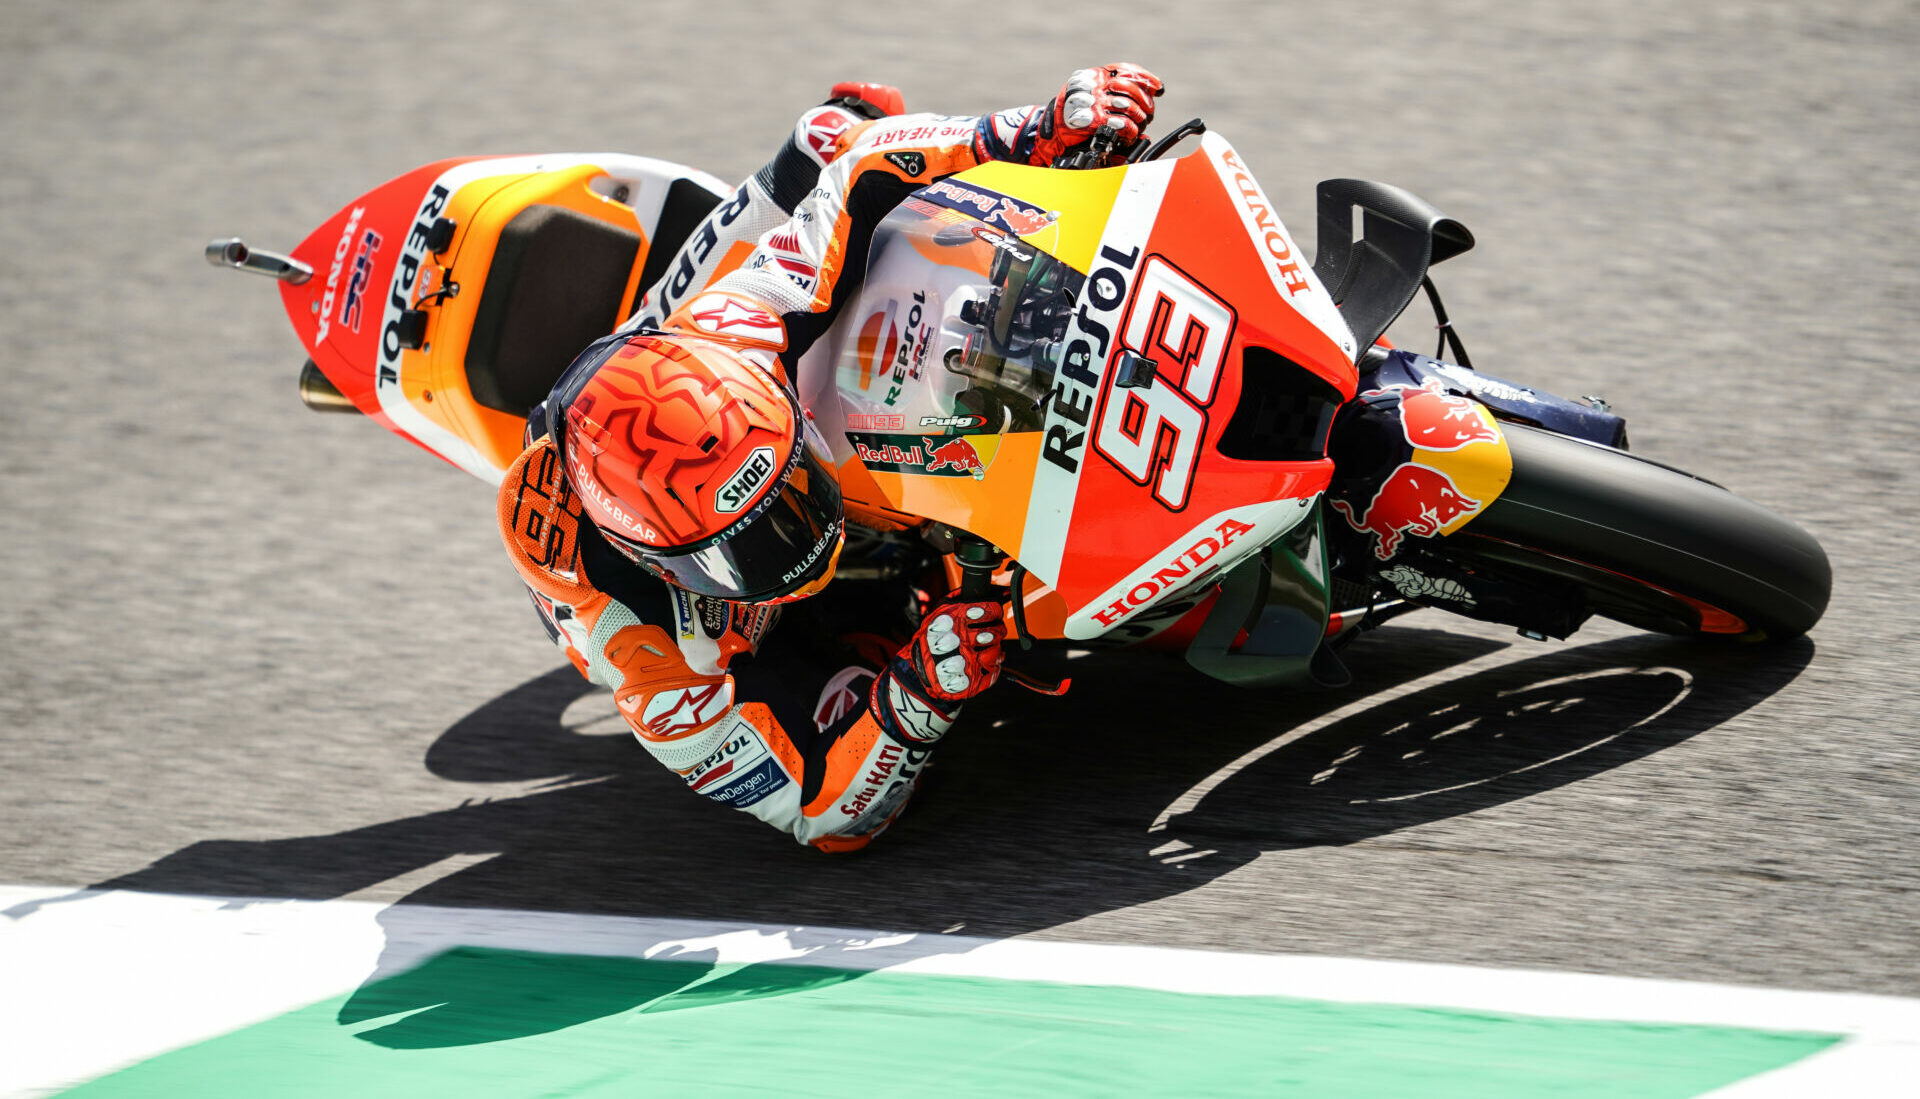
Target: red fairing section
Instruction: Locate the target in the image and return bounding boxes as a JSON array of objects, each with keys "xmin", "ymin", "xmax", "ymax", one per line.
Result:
[
  {"xmin": 1048, "ymin": 148, "xmax": 1356, "ymax": 634},
  {"xmin": 277, "ymin": 158, "xmax": 479, "ymax": 420}
]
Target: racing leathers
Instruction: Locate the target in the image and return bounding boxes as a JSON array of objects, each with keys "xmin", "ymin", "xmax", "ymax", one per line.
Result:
[{"xmin": 497, "ymin": 70, "xmax": 1156, "ymax": 851}]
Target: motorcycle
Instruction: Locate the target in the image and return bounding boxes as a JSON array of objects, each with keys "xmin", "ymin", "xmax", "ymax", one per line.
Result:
[{"xmin": 205, "ymin": 120, "xmax": 1830, "ymax": 690}]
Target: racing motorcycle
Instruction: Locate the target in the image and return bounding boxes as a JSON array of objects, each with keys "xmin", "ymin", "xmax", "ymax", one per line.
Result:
[{"xmin": 205, "ymin": 121, "xmax": 1830, "ymax": 690}]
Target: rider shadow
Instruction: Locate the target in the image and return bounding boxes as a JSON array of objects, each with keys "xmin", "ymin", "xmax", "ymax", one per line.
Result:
[{"xmin": 9, "ymin": 623, "xmax": 1814, "ymax": 1049}]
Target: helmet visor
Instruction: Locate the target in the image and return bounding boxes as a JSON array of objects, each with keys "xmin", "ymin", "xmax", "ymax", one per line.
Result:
[{"xmin": 600, "ymin": 424, "xmax": 844, "ymax": 603}]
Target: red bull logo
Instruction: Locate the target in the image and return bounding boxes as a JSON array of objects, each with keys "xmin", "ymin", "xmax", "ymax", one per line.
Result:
[
  {"xmin": 920, "ymin": 180, "xmax": 1056, "ymax": 237},
  {"xmin": 993, "ymin": 197, "xmax": 1056, "ymax": 236},
  {"xmin": 924, "ymin": 437, "xmax": 987, "ymax": 479},
  {"xmin": 1372, "ymin": 380, "xmax": 1503, "ymax": 451},
  {"xmin": 1330, "ymin": 463, "xmax": 1484, "ymax": 560},
  {"xmin": 847, "ymin": 431, "xmax": 997, "ymax": 479}
]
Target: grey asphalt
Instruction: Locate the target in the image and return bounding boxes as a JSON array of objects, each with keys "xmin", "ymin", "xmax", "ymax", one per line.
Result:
[{"xmin": 4, "ymin": 0, "xmax": 1917, "ymax": 999}]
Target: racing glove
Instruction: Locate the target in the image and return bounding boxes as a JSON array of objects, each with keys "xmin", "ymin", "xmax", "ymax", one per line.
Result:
[
  {"xmin": 1027, "ymin": 63, "xmax": 1165, "ymax": 167},
  {"xmin": 868, "ymin": 601, "xmax": 1006, "ymax": 745}
]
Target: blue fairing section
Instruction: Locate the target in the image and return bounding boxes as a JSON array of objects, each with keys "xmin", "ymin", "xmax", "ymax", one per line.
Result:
[{"xmin": 1365, "ymin": 350, "xmax": 1627, "ymax": 447}]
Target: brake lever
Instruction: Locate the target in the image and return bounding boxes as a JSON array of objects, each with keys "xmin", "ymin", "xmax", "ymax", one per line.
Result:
[{"xmin": 1005, "ymin": 667, "xmax": 1072, "ymax": 696}]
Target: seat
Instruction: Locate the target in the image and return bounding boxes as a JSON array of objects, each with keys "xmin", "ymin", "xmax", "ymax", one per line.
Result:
[
  {"xmin": 464, "ymin": 204, "xmax": 641, "ymax": 415},
  {"xmin": 463, "ymin": 180, "xmax": 729, "ymax": 416}
]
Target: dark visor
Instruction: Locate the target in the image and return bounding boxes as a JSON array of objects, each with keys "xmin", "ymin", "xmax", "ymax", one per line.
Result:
[{"xmin": 597, "ymin": 430, "xmax": 844, "ymax": 603}]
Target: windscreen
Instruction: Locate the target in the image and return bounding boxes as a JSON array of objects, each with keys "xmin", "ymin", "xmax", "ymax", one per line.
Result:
[{"xmin": 837, "ymin": 196, "xmax": 1086, "ymax": 434}]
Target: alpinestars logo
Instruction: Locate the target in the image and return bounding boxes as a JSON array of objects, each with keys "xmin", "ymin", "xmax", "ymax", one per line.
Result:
[
  {"xmin": 714, "ymin": 447, "xmax": 776, "ymax": 514},
  {"xmin": 626, "ymin": 680, "xmax": 734, "ymax": 739},
  {"xmin": 690, "ymin": 296, "xmax": 781, "ymax": 338},
  {"xmin": 884, "ymin": 151, "xmax": 926, "ymax": 177}
]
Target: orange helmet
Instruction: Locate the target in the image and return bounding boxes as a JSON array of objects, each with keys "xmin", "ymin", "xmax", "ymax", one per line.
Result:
[{"xmin": 546, "ymin": 332, "xmax": 843, "ymax": 603}]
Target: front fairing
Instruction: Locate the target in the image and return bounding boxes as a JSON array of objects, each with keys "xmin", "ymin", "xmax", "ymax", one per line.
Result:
[{"xmin": 801, "ymin": 134, "xmax": 1358, "ymax": 640}]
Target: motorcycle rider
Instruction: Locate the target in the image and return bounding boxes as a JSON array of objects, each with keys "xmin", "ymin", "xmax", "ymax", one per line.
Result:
[{"xmin": 498, "ymin": 65, "xmax": 1164, "ymax": 851}]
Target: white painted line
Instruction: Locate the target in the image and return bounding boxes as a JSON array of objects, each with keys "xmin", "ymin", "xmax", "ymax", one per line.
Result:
[{"xmin": 4, "ymin": 884, "xmax": 1916, "ymax": 1097}]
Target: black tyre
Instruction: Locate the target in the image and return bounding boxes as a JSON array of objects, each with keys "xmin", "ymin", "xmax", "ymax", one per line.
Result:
[{"xmin": 1438, "ymin": 424, "xmax": 1831, "ymax": 641}]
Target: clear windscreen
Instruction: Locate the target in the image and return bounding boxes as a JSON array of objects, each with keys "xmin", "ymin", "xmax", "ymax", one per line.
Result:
[{"xmin": 836, "ymin": 196, "xmax": 1086, "ymax": 433}]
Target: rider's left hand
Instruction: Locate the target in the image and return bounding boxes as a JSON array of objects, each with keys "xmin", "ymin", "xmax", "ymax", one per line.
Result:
[{"xmin": 1028, "ymin": 63, "xmax": 1165, "ymax": 167}]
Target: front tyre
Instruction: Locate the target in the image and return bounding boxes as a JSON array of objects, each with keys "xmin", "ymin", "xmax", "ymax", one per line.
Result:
[{"xmin": 1440, "ymin": 425, "xmax": 1831, "ymax": 641}]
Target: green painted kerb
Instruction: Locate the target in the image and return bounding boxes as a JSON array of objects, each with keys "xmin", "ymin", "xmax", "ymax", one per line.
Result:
[{"xmin": 64, "ymin": 947, "xmax": 1838, "ymax": 1097}]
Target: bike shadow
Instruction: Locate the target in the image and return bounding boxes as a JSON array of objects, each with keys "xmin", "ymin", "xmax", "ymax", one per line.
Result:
[
  {"xmin": 1144, "ymin": 634, "xmax": 1813, "ymax": 857},
  {"xmin": 8, "ymin": 623, "xmax": 1815, "ymax": 1049}
]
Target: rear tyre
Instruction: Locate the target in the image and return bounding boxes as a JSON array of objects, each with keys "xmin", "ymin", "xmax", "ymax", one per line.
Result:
[{"xmin": 1436, "ymin": 425, "xmax": 1831, "ymax": 641}]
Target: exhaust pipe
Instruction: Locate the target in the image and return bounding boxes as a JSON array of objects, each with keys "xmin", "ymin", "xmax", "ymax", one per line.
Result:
[
  {"xmin": 204, "ymin": 237, "xmax": 312, "ymax": 284},
  {"xmin": 299, "ymin": 360, "xmax": 359, "ymax": 413}
]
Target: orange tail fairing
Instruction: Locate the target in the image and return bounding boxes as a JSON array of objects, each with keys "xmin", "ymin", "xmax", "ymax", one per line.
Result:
[{"xmin": 282, "ymin": 155, "xmax": 730, "ymax": 482}]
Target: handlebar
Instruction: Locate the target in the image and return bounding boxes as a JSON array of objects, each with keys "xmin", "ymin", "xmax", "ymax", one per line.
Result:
[
  {"xmin": 1050, "ymin": 117, "xmax": 1211, "ymax": 170},
  {"xmin": 952, "ymin": 535, "xmax": 1003, "ymax": 600},
  {"xmin": 1050, "ymin": 125, "xmax": 1121, "ymax": 170}
]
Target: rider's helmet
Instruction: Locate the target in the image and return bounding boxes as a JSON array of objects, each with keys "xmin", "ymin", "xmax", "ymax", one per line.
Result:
[{"xmin": 546, "ymin": 332, "xmax": 843, "ymax": 603}]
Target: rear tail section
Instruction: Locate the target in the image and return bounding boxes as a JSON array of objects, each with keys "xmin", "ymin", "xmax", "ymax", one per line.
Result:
[{"xmin": 217, "ymin": 153, "xmax": 729, "ymax": 482}]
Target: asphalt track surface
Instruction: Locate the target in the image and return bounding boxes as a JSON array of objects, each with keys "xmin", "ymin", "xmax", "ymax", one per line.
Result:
[{"xmin": 4, "ymin": 0, "xmax": 1917, "ymax": 1004}]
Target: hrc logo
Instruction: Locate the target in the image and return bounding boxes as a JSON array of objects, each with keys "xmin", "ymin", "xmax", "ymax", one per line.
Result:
[{"xmin": 338, "ymin": 228, "xmax": 383, "ymax": 334}]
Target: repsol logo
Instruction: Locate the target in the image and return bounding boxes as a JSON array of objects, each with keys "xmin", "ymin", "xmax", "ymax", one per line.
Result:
[
  {"xmin": 714, "ymin": 446, "xmax": 776, "ymax": 514},
  {"xmin": 1042, "ymin": 243, "xmax": 1140, "ymax": 474},
  {"xmin": 376, "ymin": 184, "xmax": 450, "ymax": 388}
]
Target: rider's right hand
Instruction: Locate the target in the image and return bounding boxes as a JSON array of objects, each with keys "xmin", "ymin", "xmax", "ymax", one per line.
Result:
[
  {"xmin": 867, "ymin": 601, "xmax": 1007, "ymax": 746},
  {"xmin": 902, "ymin": 601, "xmax": 1007, "ymax": 705}
]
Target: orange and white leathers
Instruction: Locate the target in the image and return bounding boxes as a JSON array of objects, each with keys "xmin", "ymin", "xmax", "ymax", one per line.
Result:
[
  {"xmin": 498, "ymin": 438, "xmax": 950, "ymax": 853},
  {"xmin": 496, "ymin": 99, "xmax": 1046, "ymax": 851},
  {"xmin": 624, "ymin": 101, "xmax": 1047, "ymax": 344}
]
